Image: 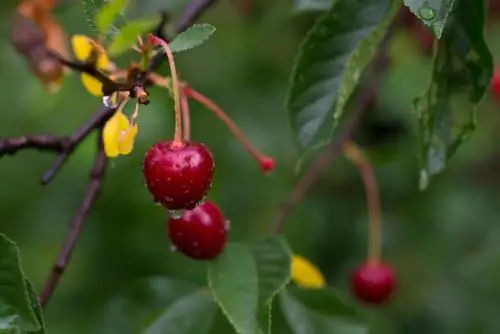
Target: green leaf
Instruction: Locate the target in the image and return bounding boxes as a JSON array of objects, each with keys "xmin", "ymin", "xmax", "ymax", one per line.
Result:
[
  {"xmin": 208, "ymin": 237, "xmax": 292, "ymax": 334},
  {"xmin": 83, "ymin": 0, "xmax": 127, "ymax": 37},
  {"xmin": 208, "ymin": 243, "xmax": 258, "ymax": 334},
  {"xmin": 252, "ymin": 236, "xmax": 292, "ymax": 306},
  {"xmin": 0, "ymin": 234, "xmax": 39, "ymax": 331},
  {"xmin": 293, "ymin": 0, "xmax": 334, "ymax": 12},
  {"xmin": 107, "ymin": 17, "xmax": 159, "ymax": 56},
  {"xmin": 0, "ymin": 304, "xmax": 21, "ymax": 334},
  {"xmin": 95, "ymin": 277, "xmax": 197, "ymax": 334},
  {"xmin": 280, "ymin": 287, "xmax": 367, "ymax": 334},
  {"xmin": 287, "ymin": 0, "xmax": 399, "ymax": 155},
  {"xmin": 83, "ymin": 0, "xmax": 105, "ymax": 34},
  {"xmin": 252, "ymin": 237, "xmax": 292, "ymax": 334},
  {"xmin": 143, "ymin": 290, "xmax": 216, "ymax": 334},
  {"xmin": 402, "ymin": 0, "xmax": 456, "ymax": 38},
  {"xmin": 168, "ymin": 24, "xmax": 216, "ymax": 54},
  {"xmin": 95, "ymin": 0, "xmax": 128, "ymax": 35},
  {"xmin": 415, "ymin": 0, "xmax": 493, "ymax": 190}
]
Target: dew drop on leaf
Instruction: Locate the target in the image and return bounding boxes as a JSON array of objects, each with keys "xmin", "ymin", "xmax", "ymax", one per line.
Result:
[{"xmin": 418, "ymin": 6, "xmax": 437, "ymax": 21}]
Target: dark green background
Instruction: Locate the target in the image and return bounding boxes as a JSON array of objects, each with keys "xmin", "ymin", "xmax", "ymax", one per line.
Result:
[{"xmin": 1, "ymin": 0, "xmax": 500, "ymax": 333}]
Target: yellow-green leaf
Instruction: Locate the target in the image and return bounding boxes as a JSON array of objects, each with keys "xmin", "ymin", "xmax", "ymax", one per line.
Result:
[
  {"xmin": 95, "ymin": 0, "xmax": 129, "ymax": 35},
  {"xmin": 107, "ymin": 17, "xmax": 159, "ymax": 56}
]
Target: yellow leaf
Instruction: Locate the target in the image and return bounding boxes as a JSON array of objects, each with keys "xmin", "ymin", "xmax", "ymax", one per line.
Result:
[
  {"xmin": 117, "ymin": 124, "xmax": 138, "ymax": 155},
  {"xmin": 71, "ymin": 35, "xmax": 92, "ymax": 61},
  {"xmin": 103, "ymin": 109, "xmax": 128, "ymax": 157},
  {"xmin": 103, "ymin": 109, "xmax": 138, "ymax": 158},
  {"xmin": 291, "ymin": 255, "xmax": 326, "ymax": 289},
  {"xmin": 71, "ymin": 34, "xmax": 109, "ymax": 69},
  {"xmin": 81, "ymin": 73, "xmax": 103, "ymax": 96}
]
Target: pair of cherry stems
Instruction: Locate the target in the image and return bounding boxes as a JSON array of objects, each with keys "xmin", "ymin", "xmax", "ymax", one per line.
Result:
[{"xmin": 150, "ymin": 36, "xmax": 383, "ymax": 265}]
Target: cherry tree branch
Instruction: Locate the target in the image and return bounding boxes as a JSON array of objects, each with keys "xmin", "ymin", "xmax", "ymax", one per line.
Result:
[
  {"xmin": 39, "ymin": 135, "xmax": 107, "ymax": 309},
  {"xmin": 3, "ymin": 0, "xmax": 220, "ymax": 309},
  {"xmin": 270, "ymin": 31, "xmax": 393, "ymax": 235}
]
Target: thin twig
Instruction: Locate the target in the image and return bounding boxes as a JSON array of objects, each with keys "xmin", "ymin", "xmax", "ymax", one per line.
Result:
[
  {"xmin": 39, "ymin": 134, "xmax": 107, "ymax": 309},
  {"xmin": 41, "ymin": 105, "xmax": 115, "ymax": 184},
  {"xmin": 270, "ymin": 31, "xmax": 393, "ymax": 235}
]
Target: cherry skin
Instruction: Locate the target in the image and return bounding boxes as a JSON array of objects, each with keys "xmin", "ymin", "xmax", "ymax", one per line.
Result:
[
  {"xmin": 491, "ymin": 68, "xmax": 500, "ymax": 98},
  {"xmin": 143, "ymin": 141, "xmax": 215, "ymax": 211},
  {"xmin": 350, "ymin": 263, "xmax": 396, "ymax": 305},
  {"xmin": 167, "ymin": 200, "xmax": 227, "ymax": 260}
]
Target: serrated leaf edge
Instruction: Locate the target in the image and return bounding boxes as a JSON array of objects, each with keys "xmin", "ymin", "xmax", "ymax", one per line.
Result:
[
  {"xmin": 169, "ymin": 24, "xmax": 217, "ymax": 54},
  {"xmin": 285, "ymin": 0, "xmax": 399, "ymax": 156},
  {"xmin": 207, "ymin": 249, "xmax": 256, "ymax": 334},
  {"xmin": 0, "ymin": 234, "xmax": 40, "ymax": 331}
]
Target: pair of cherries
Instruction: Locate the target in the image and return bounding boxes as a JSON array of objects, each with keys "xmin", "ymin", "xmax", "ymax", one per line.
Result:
[{"xmin": 143, "ymin": 140, "xmax": 227, "ymax": 260}]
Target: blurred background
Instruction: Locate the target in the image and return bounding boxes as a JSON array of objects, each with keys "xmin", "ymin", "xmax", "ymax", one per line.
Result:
[{"xmin": 2, "ymin": 0, "xmax": 500, "ymax": 333}]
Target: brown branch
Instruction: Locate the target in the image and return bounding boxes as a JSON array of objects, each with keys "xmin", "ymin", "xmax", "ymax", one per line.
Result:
[
  {"xmin": 39, "ymin": 134, "xmax": 107, "ymax": 309},
  {"xmin": 31, "ymin": 0, "xmax": 221, "ymax": 309},
  {"xmin": 41, "ymin": 105, "xmax": 115, "ymax": 184},
  {"xmin": 270, "ymin": 31, "xmax": 393, "ymax": 235}
]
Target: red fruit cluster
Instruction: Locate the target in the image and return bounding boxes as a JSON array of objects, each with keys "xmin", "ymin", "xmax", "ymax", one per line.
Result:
[
  {"xmin": 167, "ymin": 200, "xmax": 227, "ymax": 260},
  {"xmin": 350, "ymin": 263, "xmax": 396, "ymax": 305},
  {"xmin": 143, "ymin": 141, "xmax": 228, "ymax": 260}
]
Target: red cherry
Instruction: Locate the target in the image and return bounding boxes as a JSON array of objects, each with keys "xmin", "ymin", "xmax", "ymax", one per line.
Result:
[
  {"xmin": 143, "ymin": 141, "xmax": 215, "ymax": 211},
  {"xmin": 167, "ymin": 200, "xmax": 227, "ymax": 260},
  {"xmin": 491, "ymin": 68, "xmax": 500, "ymax": 98},
  {"xmin": 350, "ymin": 263, "xmax": 396, "ymax": 305}
]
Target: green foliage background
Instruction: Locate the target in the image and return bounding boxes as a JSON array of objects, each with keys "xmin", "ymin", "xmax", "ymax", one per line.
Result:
[{"xmin": 1, "ymin": 0, "xmax": 500, "ymax": 333}]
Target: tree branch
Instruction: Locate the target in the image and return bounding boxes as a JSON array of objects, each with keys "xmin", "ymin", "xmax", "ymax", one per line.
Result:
[
  {"xmin": 28, "ymin": 0, "xmax": 221, "ymax": 309},
  {"xmin": 39, "ymin": 134, "xmax": 107, "ymax": 309},
  {"xmin": 270, "ymin": 31, "xmax": 393, "ymax": 235}
]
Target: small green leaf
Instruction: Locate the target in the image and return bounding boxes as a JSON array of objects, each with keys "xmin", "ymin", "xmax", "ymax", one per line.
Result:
[
  {"xmin": 83, "ymin": 0, "xmax": 106, "ymax": 34},
  {"xmin": 293, "ymin": 0, "xmax": 334, "ymax": 12},
  {"xmin": 0, "ymin": 234, "xmax": 39, "ymax": 331},
  {"xmin": 280, "ymin": 287, "xmax": 367, "ymax": 334},
  {"xmin": 95, "ymin": 0, "xmax": 128, "ymax": 35},
  {"xmin": 168, "ymin": 24, "xmax": 216, "ymax": 53},
  {"xmin": 402, "ymin": 0, "xmax": 456, "ymax": 38},
  {"xmin": 287, "ymin": 0, "xmax": 399, "ymax": 156},
  {"xmin": 83, "ymin": 0, "xmax": 127, "ymax": 38},
  {"xmin": 95, "ymin": 277, "xmax": 197, "ymax": 334},
  {"xmin": 208, "ymin": 237, "xmax": 292, "ymax": 334},
  {"xmin": 107, "ymin": 17, "xmax": 159, "ymax": 56},
  {"xmin": 144, "ymin": 290, "xmax": 216, "ymax": 334},
  {"xmin": 415, "ymin": 0, "xmax": 493, "ymax": 190},
  {"xmin": 208, "ymin": 243, "xmax": 259, "ymax": 334}
]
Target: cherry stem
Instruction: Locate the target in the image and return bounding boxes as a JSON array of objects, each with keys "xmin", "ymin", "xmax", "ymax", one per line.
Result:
[
  {"xmin": 183, "ymin": 85, "xmax": 270, "ymax": 165},
  {"xmin": 150, "ymin": 35, "xmax": 182, "ymax": 144},
  {"xmin": 181, "ymin": 91, "xmax": 191, "ymax": 142},
  {"xmin": 343, "ymin": 142, "xmax": 382, "ymax": 265}
]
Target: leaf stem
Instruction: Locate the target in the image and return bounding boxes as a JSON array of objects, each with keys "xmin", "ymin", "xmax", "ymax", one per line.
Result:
[{"xmin": 343, "ymin": 142, "xmax": 382, "ymax": 264}]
